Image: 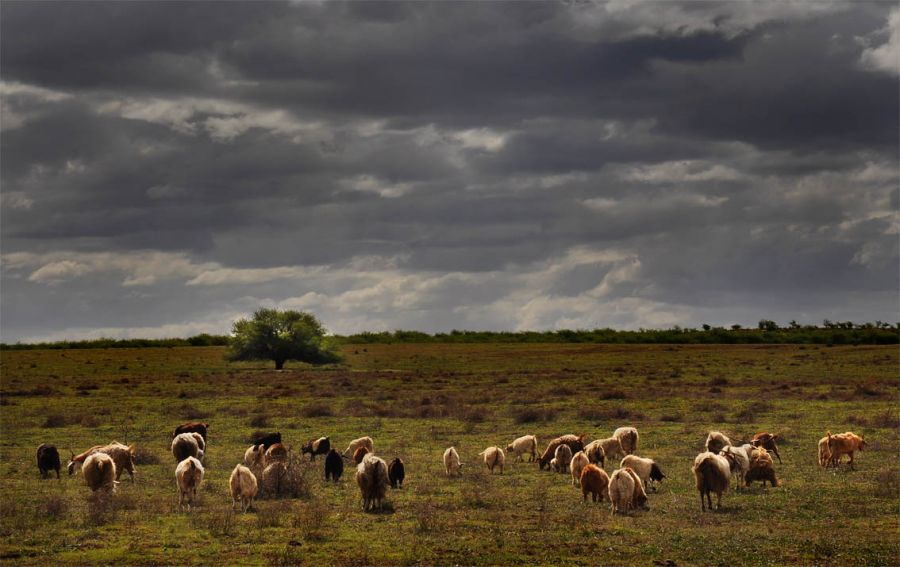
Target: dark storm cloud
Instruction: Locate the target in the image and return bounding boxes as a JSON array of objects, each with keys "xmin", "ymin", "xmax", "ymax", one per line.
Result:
[{"xmin": 1, "ymin": 1, "xmax": 897, "ymax": 341}]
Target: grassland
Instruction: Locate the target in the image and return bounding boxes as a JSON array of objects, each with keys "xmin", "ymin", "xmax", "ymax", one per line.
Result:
[{"xmin": 0, "ymin": 343, "xmax": 897, "ymax": 566}]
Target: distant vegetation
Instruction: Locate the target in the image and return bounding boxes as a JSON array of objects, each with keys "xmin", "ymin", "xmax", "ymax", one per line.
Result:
[{"xmin": 1, "ymin": 320, "xmax": 896, "ymax": 350}]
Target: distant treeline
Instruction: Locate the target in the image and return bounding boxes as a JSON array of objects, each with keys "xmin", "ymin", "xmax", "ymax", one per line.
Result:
[{"xmin": 1, "ymin": 321, "xmax": 897, "ymax": 350}]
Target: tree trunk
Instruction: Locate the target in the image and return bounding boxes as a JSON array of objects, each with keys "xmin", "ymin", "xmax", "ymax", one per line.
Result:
[{"xmin": 275, "ymin": 359, "xmax": 285, "ymax": 370}]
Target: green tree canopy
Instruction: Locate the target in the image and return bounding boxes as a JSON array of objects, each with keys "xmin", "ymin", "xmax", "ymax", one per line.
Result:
[{"xmin": 228, "ymin": 308, "xmax": 342, "ymax": 369}]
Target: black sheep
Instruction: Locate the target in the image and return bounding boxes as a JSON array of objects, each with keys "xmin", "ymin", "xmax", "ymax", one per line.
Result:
[
  {"xmin": 388, "ymin": 457, "xmax": 405, "ymax": 489},
  {"xmin": 37, "ymin": 444, "xmax": 61, "ymax": 479},
  {"xmin": 324, "ymin": 449, "xmax": 344, "ymax": 482}
]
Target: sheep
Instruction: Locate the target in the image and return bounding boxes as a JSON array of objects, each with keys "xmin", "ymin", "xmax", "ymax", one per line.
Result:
[
  {"xmin": 352, "ymin": 446, "xmax": 369, "ymax": 465},
  {"xmin": 583, "ymin": 440, "xmax": 607, "ymax": 467},
  {"xmin": 537, "ymin": 434, "xmax": 586, "ymax": 470},
  {"xmin": 301, "ymin": 436, "xmax": 330, "ymax": 461},
  {"xmin": 746, "ymin": 447, "xmax": 780, "ymax": 487},
  {"xmin": 480, "ymin": 446, "xmax": 505, "ymax": 474},
  {"xmin": 229, "ymin": 464, "xmax": 258, "ymax": 512},
  {"xmin": 262, "ymin": 461, "xmax": 288, "ymax": 496},
  {"xmin": 580, "ymin": 464, "xmax": 610, "ymax": 503},
  {"xmin": 826, "ymin": 431, "xmax": 867, "ymax": 469},
  {"xmin": 325, "ymin": 449, "xmax": 344, "ymax": 482},
  {"xmin": 82, "ymin": 452, "xmax": 117, "ymax": 493},
  {"xmin": 173, "ymin": 421, "xmax": 208, "ymax": 442},
  {"xmin": 609, "ymin": 467, "xmax": 648, "ymax": 514},
  {"xmin": 356, "ymin": 454, "xmax": 389, "ymax": 512},
  {"xmin": 620, "ymin": 455, "xmax": 666, "ymax": 491},
  {"xmin": 175, "ymin": 457, "xmax": 204, "ymax": 511},
  {"xmin": 171, "ymin": 433, "xmax": 203, "ymax": 463},
  {"xmin": 692, "ymin": 451, "xmax": 732, "ymax": 512},
  {"xmin": 37, "ymin": 444, "xmax": 61, "ymax": 479},
  {"xmin": 552, "ymin": 444, "xmax": 573, "ymax": 473},
  {"xmin": 613, "ymin": 427, "xmax": 640, "ymax": 455},
  {"xmin": 244, "ymin": 444, "xmax": 265, "ymax": 468},
  {"xmin": 591, "ymin": 437, "xmax": 624, "ymax": 463},
  {"xmin": 719, "ymin": 446, "xmax": 750, "ymax": 488},
  {"xmin": 68, "ymin": 442, "xmax": 136, "ymax": 482},
  {"xmin": 705, "ymin": 431, "xmax": 732, "ymax": 454},
  {"xmin": 506, "ymin": 435, "xmax": 538, "ymax": 463},
  {"xmin": 443, "ymin": 446, "xmax": 462, "ymax": 477},
  {"xmin": 817, "ymin": 435, "xmax": 834, "ymax": 468},
  {"xmin": 264, "ymin": 442, "xmax": 289, "ymax": 466},
  {"xmin": 343, "ymin": 436, "xmax": 374, "ymax": 459},
  {"xmin": 388, "ymin": 457, "xmax": 405, "ymax": 488},
  {"xmin": 570, "ymin": 451, "xmax": 590, "ymax": 487},
  {"xmin": 751, "ymin": 432, "xmax": 782, "ymax": 463}
]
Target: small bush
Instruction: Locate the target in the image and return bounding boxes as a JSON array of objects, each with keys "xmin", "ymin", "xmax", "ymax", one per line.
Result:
[
  {"xmin": 79, "ymin": 415, "xmax": 101, "ymax": 427},
  {"xmin": 659, "ymin": 413, "xmax": 683, "ymax": 422},
  {"xmin": 43, "ymin": 414, "xmax": 69, "ymax": 428},
  {"xmin": 75, "ymin": 383, "xmax": 99, "ymax": 391},
  {"xmin": 709, "ymin": 377, "xmax": 729, "ymax": 386},
  {"xmin": 598, "ymin": 389, "xmax": 628, "ymax": 400},
  {"xmin": 43, "ymin": 494, "xmax": 67, "ymax": 519},
  {"xmin": 132, "ymin": 445, "xmax": 160, "ymax": 465},
  {"xmin": 512, "ymin": 408, "xmax": 554, "ymax": 424},
  {"xmin": 301, "ymin": 403, "xmax": 334, "ymax": 418},
  {"xmin": 181, "ymin": 404, "xmax": 211, "ymax": 420},
  {"xmin": 292, "ymin": 497, "xmax": 330, "ymax": 540},
  {"xmin": 191, "ymin": 508, "xmax": 236, "ymax": 537},
  {"xmin": 874, "ymin": 468, "xmax": 899, "ymax": 498},
  {"xmin": 249, "ymin": 415, "xmax": 271, "ymax": 428},
  {"xmin": 259, "ymin": 461, "xmax": 312, "ymax": 500},
  {"xmin": 256, "ymin": 501, "xmax": 290, "ymax": 529},
  {"xmin": 549, "ymin": 385, "xmax": 576, "ymax": 396}
]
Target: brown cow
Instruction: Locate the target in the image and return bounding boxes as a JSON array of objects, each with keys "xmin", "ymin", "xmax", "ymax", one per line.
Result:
[
  {"xmin": 353, "ymin": 446, "xmax": 369, "ymax": 465},
  {"xmin": 826, "ymin": 431, "xmax": 867, "ymax": 469},
  {"xmin": 173, "ymin": 422, "xmax": 209, "ymax": 441},
  {"xmin": 751, "ymin": 432, "xmax": 782, "ymax": 463},
  {"xmin": 537, "ymin": 434, "xmax": 587, "ymax": 470}
]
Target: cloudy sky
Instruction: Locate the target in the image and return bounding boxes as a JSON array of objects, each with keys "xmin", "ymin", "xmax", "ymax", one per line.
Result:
[{"xmin": 1, "ymin": 1, "xmax": 898, "ymax": 342}]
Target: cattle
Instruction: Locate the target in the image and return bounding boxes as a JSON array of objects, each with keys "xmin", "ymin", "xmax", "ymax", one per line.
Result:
[
  {"xmin": 173, "ymin": 422, "xmax": 209, "ymax": 441},
  {"xmin": 506, "ymin": 435, "xmax": 538, "ymax": 463},
  {"xmin": 324, "ymin": 449, "xmax": 344, "ymax": 482},
  {"xmin": 37, "ymin": 444, "xmax": 61, "ymax": 479},
  {"xmin": 751, "ymin": 432, "xmax": 782, "ymax": 463},
  {"xmin": 301, "ymin": 437, "xmax": 330, "ymax": 461},
  {"xmin": 388, "ymin": 457, "xmax": 405, "ymax": 488}
]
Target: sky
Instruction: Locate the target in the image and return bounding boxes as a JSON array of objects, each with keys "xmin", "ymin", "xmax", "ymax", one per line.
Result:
[{"xmin": 1, "ymin": 1, "xmax": 898, "ymax": 342}]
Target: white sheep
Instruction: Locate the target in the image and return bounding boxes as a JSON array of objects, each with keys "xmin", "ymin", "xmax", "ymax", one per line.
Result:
[
  {"xmin": 244, "ymin": 444, "xmax": 265, "ymax": 468},
  {"xmin": 594, "ymin": 437, "xmax": 624, "ymax": 462},
  {"xmin": 82, "ymin": 452, "xmax": 117, "ymax": 493},
  {"xmin": 356, "ymin": 453, "xmax": 389, "ymax": 512},
  {"xmin": 479, "ymin": 446, "xmax": 505, "ymax": 474},
  {"xmin": 720, "ymin": 445, "xmax": 750, "ymax": 488},
  {"xmin": 443, "ymin": 446, "xmax": 462, "ymax": 477},
  {"xmin": 705, "ymin": 431, "xmax": 732, "ymax": 454},
  {"xmin": 343, "ymin": 436, "xmax": 374, "ymax": 458},
  {"xmin": 570, "ymin": 451, "xmax": 590, "ymax": 486},
  {"xmin": 583, "ymin": 439, "xmax": 607, "ymax": 467},
  {"xmin": 620, "ymin": 455, "xmax": 666, "ymax": 491},
  {"xmin": 692, "ymin": 451, "xmax": 731, "ymax": 512},
  {"xmin": 613, "ymin": 427, "xmax": 639, "ymax": 455},
  {"xmin": 609, "ymin": 467, "xmax": 648, "ymax": 514},
  {"xmin": 505, "ymin": 435, "xmax": 538, "ymax": 462},
  {"xmin": 229, "ymin": 464, "xmax": 258, "ymax": 512},
  {"xmin": 175, "ymin": 456, "xmax": 204, "ymax": 511},
  {"xmin": 553, "ymin": 444, "xmax": 573, "ymax": 473},
  {"xmin": 67, "ymin": 442, "xmax": 136, "ymax": 482}
]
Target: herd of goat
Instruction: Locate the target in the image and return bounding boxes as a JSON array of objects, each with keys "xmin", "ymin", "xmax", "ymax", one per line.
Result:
[{"xmin": 33, "ymin": 422, "xmax": 868, "ymax": 514}]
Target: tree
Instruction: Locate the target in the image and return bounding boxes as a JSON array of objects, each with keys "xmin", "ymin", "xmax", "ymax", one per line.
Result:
[
  {"xmin": 758, "ymin": 319, "xmax": 778, "ymax": 331},
  {"xmin": 228, "ymin": 308, "xmax": 342, "ymax": 369}
]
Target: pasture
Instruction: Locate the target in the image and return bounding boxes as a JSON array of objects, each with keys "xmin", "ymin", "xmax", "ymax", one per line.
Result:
[{"xmin": 0, "ymin": 343, "xmax": 897, "ymax": 566}]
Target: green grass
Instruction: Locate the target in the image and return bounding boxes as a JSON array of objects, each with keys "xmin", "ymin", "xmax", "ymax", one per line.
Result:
[{"xmin": 1, "ymin": 344, "xmax": 897, "ymax": 565}]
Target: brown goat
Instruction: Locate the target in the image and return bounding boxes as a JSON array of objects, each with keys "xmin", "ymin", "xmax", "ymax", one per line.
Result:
[
  {"xmin": 537, "ymin": 434, "xmax": 587, "ymax": 470},
  {"xmin": 751, "ymin": 432, "xmax": 782, "ymax": 463}
]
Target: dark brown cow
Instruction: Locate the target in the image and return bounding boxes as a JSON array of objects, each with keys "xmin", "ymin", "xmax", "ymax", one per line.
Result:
[
  {"xmin": 173, "ymin": 422, "xmax": 209, "ymax": 441},
  {"xmin": 751, "ymin": 432, "xmax": 782, "ymax": 463}
]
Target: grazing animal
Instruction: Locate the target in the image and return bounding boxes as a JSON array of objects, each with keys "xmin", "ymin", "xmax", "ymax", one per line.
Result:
[
  {"xmin": 37, "ymin": 444, "xmax": 61, "ymax": 479},
  {"xmin": 537, "ymin": 434, "xmax": 587, "ymax": 470},
  {"xmin": 443, "ymin": 446, "xmax": 463, "ymax": 477},
  {"xmin": 719, "ymin": 446, "xmax": 750, "ymax": 488},
  {"xmin": 570, "ymin": 451, "xmax": 590, "ymax": 487},
  {"xmin": 751, "ymin": 432, "xmax": 782, "ymax": 463},
  {"xmin": 301, "ymin": 436, "xmax": 331, "ymax": 461},
  {"xmin": 613, "ymin": 427, "xmax": 640, "ymax": 455},
  {"xmin": 264, "ymin": 443, "xmax": 289, "ymax": 466},
  {"xmin": 82, "ymin": 452, "xmax": 117, "ymax": 493},
  {"xmin": 552, "ymin": 444, "xmax": 573, "ymax": 473},
  {"xmin": 609, "ymin": 467, "xmax": 649, "ymax": 514},
  {"xmin": 244, "ymin": 444, "xmax": 265, "ymax": 468},
  {"xmin": 583, "ymin": 440, "xmax": 607, "ymax": 467},
  {"xmin": 692, "ymin": 451, "xmax": 732, "ymax": 512},
  {"xmin": 593, "ymin": 437, "xmax": 624, "ymax": 463},
  {"xmin": 826, "ymin": 431, "xmax": 867, "ymax": 469},
  {"xmin": 68, "ymin": 442, "xmax": 136, "ymax": 482},
  {"xmin": 173, "ymin": 422, "xmax": 209, "ymax": 441},
  {"xmin": 388, "ymin": 457, "xmax": 405, "ymax": 488},
  {"xmin": 817, "ymin": 436, "xmax": 834, "ymax": 468},
  {"xmin": 250, "ymin": 432, "xmax": 282, "ymax": 451},
  {"xmin": 175, "ymin": 457, "xmax": 204, "ymax": 511},
  {"xmin": 506, "ymin": 435, "xmax": 538, "ymax": 462},
  {"xmin": 171, "ymin": 433, "xmax": 204, "ymax": 463},
  {"xmin": 356, "ymin": 454, "xmax": 389, "ymax": 512},
  {"xmin": 352, "ymin": 446, "xmax": 369, "ymax": 465},
  {"xmin": 343, "ymin": 436, "xmax": 374, "ymax": 459},
  {"xmin": 580, "ymin": 464, "xmax": 610, "ymax": 503},
  {"xmin": 229, "ymin": 464, "xmax": 258, "ymax": 512},
  {"xmin": 324, "ymin": 449, "xmax": 344, "ymax": 482},
  {"xmin": 262, "ymin": 462, "xmax": 288, "ymax": 496},
  {"xmin": 620, "ymin": 455, "xmax": 666, "ymax": 491},
  {"xmin": 480, "ymin": 446, "xmax": 505, "ymax": 474},
  {"xmin": 746, "ymin": 446, "xmax": 780, "ymax": 487},
  {"xmin": 705, "ymin": 431, "xmax": 732, "ymax": 454}
]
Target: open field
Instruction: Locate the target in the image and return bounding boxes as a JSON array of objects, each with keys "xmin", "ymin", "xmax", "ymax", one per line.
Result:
[{"xmin": 1, "ymin": 343, "xmax": 897, "ymax": 566}]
